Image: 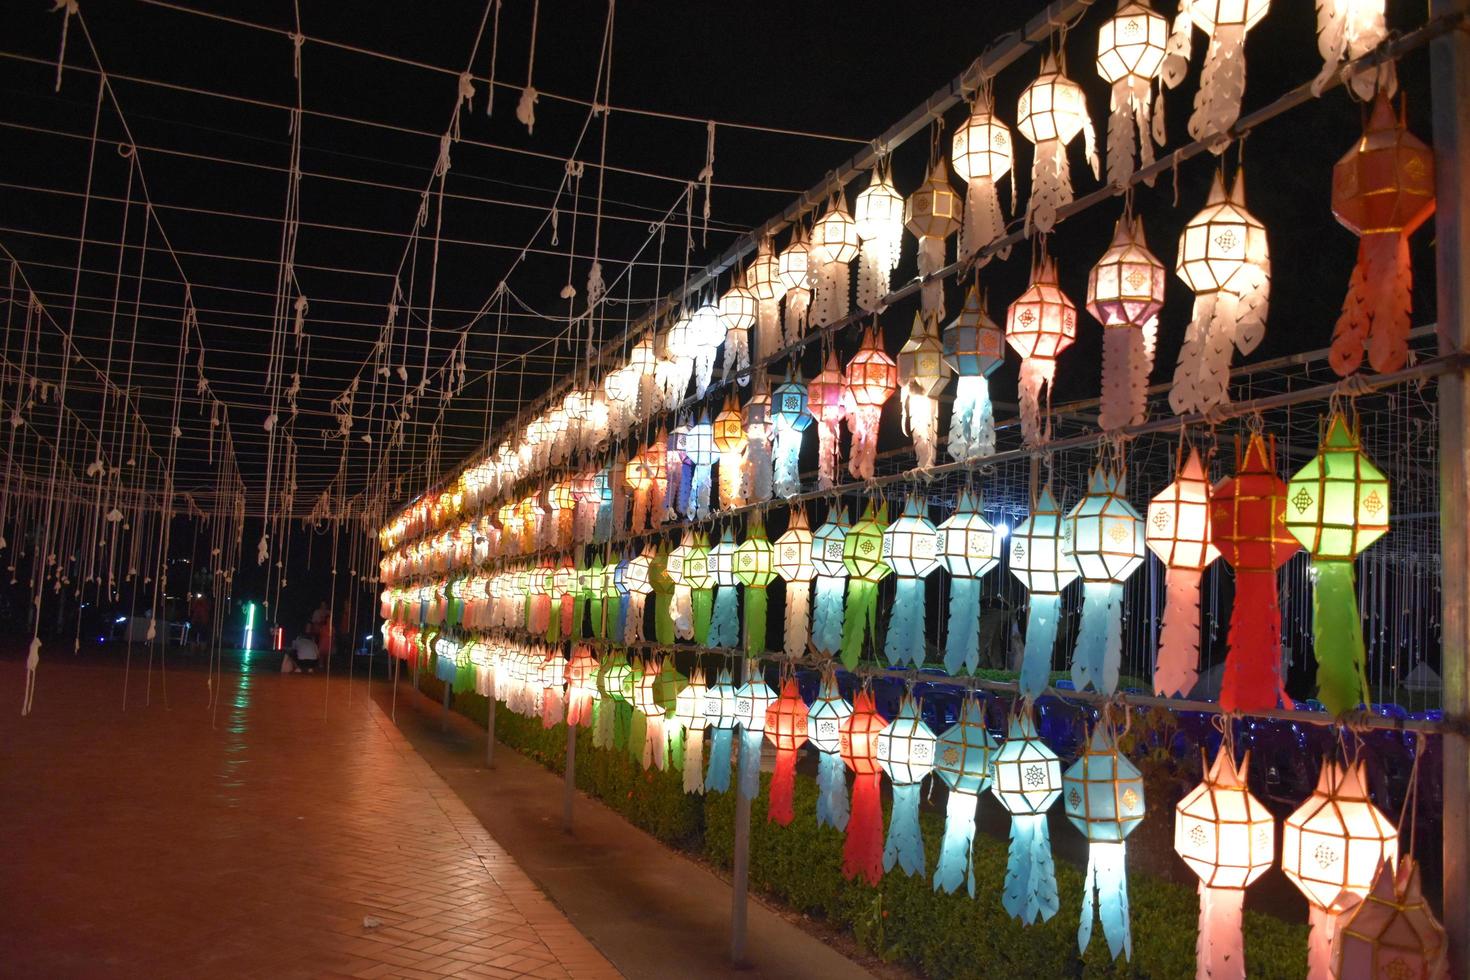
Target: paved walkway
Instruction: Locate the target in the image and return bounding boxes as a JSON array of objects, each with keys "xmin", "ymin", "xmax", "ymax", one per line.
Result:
[{"xmin": 0, "ymin": 650, "xmax": 619, "ymax": 980}]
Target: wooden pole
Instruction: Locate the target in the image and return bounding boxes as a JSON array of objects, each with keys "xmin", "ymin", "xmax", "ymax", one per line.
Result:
[
  {"xmin": 485, "ymin": 692, "xmax": 497, "ymax": 767},
  {"xmin": 1432, "ymin": 0, "xmax": 1470, "ymax": 971},
  {"xmin": 563, "ymin": 722, "xmax": 577, "ymax": 832},
  {"xmin": 729, "ymin": 788, "xmax": 752, "ymax": 966}
]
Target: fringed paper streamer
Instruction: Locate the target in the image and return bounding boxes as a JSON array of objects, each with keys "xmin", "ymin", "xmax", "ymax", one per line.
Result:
[
  {"xmin": 1146, "ymin": 445, "xmax": 1218, "ymax": 697},
  {"xmin": 770, "ymin": 374, "xmax": 810, "ymax": 499},
  {"xmin": 741, "ymin": 567, "xmax": 769, "ymax": 653},
  {"xmin": 1314, "ymin": 0, "xmax": 1395, "ymax": 100},
  {"xmin": 948, "ymin": 375, "xmax": 997, "ymax": 462},
  {"xmin": 944, "ymin": 578, "xmax": 982, "ymax": 676},
  {"xmin": 935, "ymin": 495, "xmax": 996, "ymax": 669},
  {"xmin": 669, "ymin": 535, "xmax": 696, "ymax": 641},
  {"xmin": 1097, "ymin": 2, "xmax": 1167, "ymax": 187},
  {"xmin": 1064, "ymin": 726, "xmax": 1145, "ymax": 962},
  {"xmin": 735, "ymin": 668, "xmax": 774, "ymax": 801},
  {"xmin": 687, "ymin": 414, "xmax": 715, "ymax": 520},
  {"xmin": 690, "ymin": 302, "xmax": 725, "ymax": 399},
  {"xmin": 934, "ymin": 698, "xmax": 994, "ymax": 897},
  {"xmin": 1331, "ymin": 856, "xmax": 1449, "ymax": 980},
  {"xmin": 1329, "ymin": 94, "xmax": 1434, "ymax": 378},
  {"xmin": 743, "ymin": 375, "xmax": 775, "ymax": 504},
  {"xmin": 1189, "ymin": 20, "xmax": 1252, "ymax": 150},
  {"xmin": 735, "ymin": 517, "xmax": 775, "ymax": 656},
  {"xmin": 878, "ymin": 695, "xmax": 935, "ymax": 877},
  {"xmin": 897, "ymin": 312, "xmax": 949, "ymax": 470},
  {"xmin": 1066, "ymin": 468, "xmax": 1144, "ymax": 695},
  {"xmin": 854, "ymin": 166, "xmax": 903, "ymax": 312},
  {"xmin": 840, "ymin": 501, "xmax": 890, "ymax": 670},
  {"xmin": 936, "ymin": 783, "xmax": 980, "ymax": 896},
  {"xmin": 992, "ymin": 712, "xmax": 1062, "ymax": 923},
  {"xmin": 843, "ymin": 329, "xmax": 896, "ymax": 480},
  {"xmin": 676, "ymin": 668, "xmax": 707, "ymax": 795},
  {"xmin": 781, "ymin": 580, "xmax": 810, "ymax": 660},
  {"xmin": 692, "ymin": 589, "xmax": 714, "ymax": 646},
  {"xmin": 626, "ymin": 455, "xmax": 652, "ymax": 534},
  {"xmin": 840, "ymin": 691, "xmax": 886, "ymax": 885},
  {"xmin": 1155, "ymin": 568, "xmax": 1203, "ymax": 697},
  {"xmin": 565, "ymin": 647, "xmax": 596, "ymax": 727},
  {"xmin": 1088, "ymin": 215, "xmax": 1165, "ymax": 432},
  {"xmin": 547, "ymin": 594, "xmax": 562, "ymax": 644},
  {"xmin": 719, "ymin": 283, "xmax": 756, "ymax": 384},
  {"xmin": 774, "ymin": 507, "xmax": 815, "ymax": 659},
  {"xmin": 810, "ymin": 199, "xmax": 857, "ymax": 328},
  {"xmin": 1018, "ymin": 55, "xmax": 1098, "ymax": 235},
  {"xmin": 778, "ymin": 229, "xmax": 811, "ymax": 346},
  {"xmin": 809, "ymin": 350, "xmax": 846, "ymax": 491},
  {"xmin": 1007, "ymin": 252, "xmax": 1077, "ymax": 448},
  {"xmin": 632, "ymin": 666, "xmax": 664, "ymax": 770},
  {"xmin": 593, "ymin": 697, "xmax": 614, "ymax": 749},
  {"xmin": 816, "ymin": 749, "xmax": 850, "ymax": 830},
  {"xmin": 1214, "ymin": 433, "xmax": 1299, "ymax": 713},
  {"xmin": 703, "ymin": 669, "xmax": 738, "ymax": 794},
  {"xmin": 1020, "ymin": 594, "xmax": 1062, "ymax": 701},
  {"xmin": 707, "ymin": 529, "xmax": 741, "ymax": 649},
  {"xmin": 882, "ymin": 496, "xmax": 938, "ymax": 667},
  {"xmin": 952, "ymin": 94, "xmax": 1012, "ymax": 262},
  {"xmin": 746, "ymin": 238, "xmax": 782, "ymax": 362},
  {"xmin": 1009, "ymin": 486, "xmax": 1078, "ymax": 699},
  {"xmin": 737, "ymin": 725, "xmax": 764, "ymax": 801},
  {"xmin": 588, "ymin": 560, "xmax": 608, "ymax": 641},
  {"xmin": 765, "ymin": 678, "xmax": 808, "ymax": 826},
  {"xmin": 812, "ymin": 574, "xmax": 846, "ymax": 657},
  {"xmin": 807, "ymin": 669, "xmax": 852, "ymax": 831},
  {"xmin": 904, "ymin": 159, "xmax": 961, "ymax": 316},
  {"xmin": 651, "ymin": 547, "xmax": 675, "ymax": 647},
  {"xmin": 666, "ymin": 423, "xmax": 691, "ymax": 520}
]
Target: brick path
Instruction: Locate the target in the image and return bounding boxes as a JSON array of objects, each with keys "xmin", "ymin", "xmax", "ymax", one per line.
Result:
[{"xmin": 0, "ymin": 651, "xmax": 620, "ymax": 980}]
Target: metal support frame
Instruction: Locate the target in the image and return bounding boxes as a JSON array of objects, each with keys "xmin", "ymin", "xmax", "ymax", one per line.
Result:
[{"xmin": 1431, "ymin": 0, "xmax": 1470, "ymax": 970}]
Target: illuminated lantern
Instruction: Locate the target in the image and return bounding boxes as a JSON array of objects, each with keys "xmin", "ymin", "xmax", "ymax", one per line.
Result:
[
  {"xmin": 707, "ymin": 528, "xmax": 741, "ymax": 650},
  {"xmin": 937, "ymin": 489, "xmax": 1000, "ymax": 675},
  {"xmin": 839, "ymin": 690, "xmax": 887, "ymax": 885},
  {"xmin": 1017, "ymin": 54, "xmax": 1098, "ymax": 235},
  {"xmin": 623, "ymin": 549, "xmax": 654, "ymax": 645},
  {"xmin": 549, "ymin": 480, "xmax": 576, "ymax": 548},
  {"xmin": 1096, "ymin": 0, "xmax": 1168, "ymax": 186},
  {"xmin": 882, "ymin": 496, "xmax": 940, "ymax": 667},
  {"xmin": 840, "ymin": 499, "xmax": 891, "ymax": 670},
  {"xmin": 685, "ymin": 533, "xmax": 715, "ymax": 646},
  {"xmin": 1331, "ymin": 855, "xmax": 1448, "ymax": 980},
  {"xmin": 1175, "ymin": 744, "xmax": 1275, "ymax": 980},
  {"xmin": 1212, "ymin": 432, "xmax": 1300, "ymax": 712},
  {"xmin": 991, "ymin": 709, "xmax": 1063, "ymax": 923},
  {"xmin": 774, "ymin": 507, "xmax": 816, "ymax": 659},
  {"xmin": 944, "ymin": 284, "xmax": 1004, "ymax": 462},
  {"xmin": 666, "ymin": 531, "xmax": 696, "ymax": 641},
  {"xmin": 734, "ymin": 517, "xmax": 776, "ymax": 656},
  {"xmin": 586, "ymin": 554, "xmax": 609, "ymax": 640},
  {"xmin": 951, "ymin": 91, "xmax": 1013, "ymax": 262},
  {"xmin": 1285, "ymin": 413, "xmax": 1390, "ymax": 716},
  {"xmin": 808, "ymin": 348, "xmax": 847, "ymax": 490},
  {"xmin": 810, "ymin": 505, "xmax": 850, "ymax": 657},
  {"xmin": 685, "ymin": 412, "xmax": 716, "ymax": 521},
  {"xmin": 1065, "ymin": 468, "xmax": 1145, "ymax": 694},
  {"xmin": 1163, "ymin": 0, "xmax": 1270, "ymax": 147},
  {"xmin": 764, "ymin": 677, "xmax": 809, "ymax": 826},
  {"xmin": 527, "ymin": 561, "xmax": 553, "ymax": 635},
  {"xmin": 665, "ymin": 420, "xmax": 692, "ymax": 521},
  {"xmin": 674, "ymin": 666, "xmax": 708, "ymax": 794},
  {"xmin": 877, "ymin": 694, "xmax": 937, "ymax": 876},
  {"xmin": 742, "ymin": 373, "xmax": 774, "ymax": 502},
  {"xmin": 653, "ymin": 657, "xmax": 688, "ymax": 770},
  {"xmin": 807, "ymin": 667, "xmax": 852, "ymax": 829},
  {"xmin": 690, "ymin": 300, "xmax": 726, "ymax": 398},
  {"xmin": 1146, "ymin": 444, "xmax": 1220, "ymax": 697},
  {"xmin": 1283, "ymin": 760, "xmax": 1399, "ymax": 979},
  {"xmin": 1006, "ymin": 250, "xmax": 1078, "ymax": 446},
  {"xmin": 777, "ymin": 227, "xmax": 812, "ymax": 345},
  {"xmin": 604, "ymin": 366, "xmax": 634, "ymax": 436},
  {"xmin": 809, "ymin": 196, "xmax": 859, "ymax": 327},
  {"xmin": 713, "ymin": 391, "xmax": 748, "ymax": 508},
  {"xmin": 904, "ymin": 156, "xmax": 962, "ymax": 315},
  {"xmin": 770, "ymin": 372, "xmax": 811, "ymax": 499},
  {"xmin": 1313, "ymin": 0, "xmax": 1395, "ymax": 100},
  {"xmin": 854, "ymin": 164, "xmax": 905, "ymax": 311},
  {"xmin": 632, "ymin": 659, "xmax": 666, "ymax": 769},
  {"xmin": 644, "ymin": 431, "xmax": 671, "ymax": 527},
  {"xmin": 649, "ymin": 543, "xmax": 676, "ymax": 646},
  {"xmin": 842, "ymin": 327, "xmax": 897, "ymax": 479},
  {"xmin": 565, "ymin": 645, "xmax": 598, "ymax": 727},
  {"xmin": 719, "ymin": 280, "xmax": 757, "ymax": 382},
  {"xmin": 933, "ymin": 696, "xmax": 997, "ymax": 896},
  {"xmin": 624, "ymin": 453, "xmax": 652, "ymax": 534},
  {"xmin": 592, "ymin": 466, "xmax": 614, "ymax": 543},
  {"xmin": 1063, "ymin": 724, "xmax": 1146, "ymax": 961},
  {"xmin": 1009, "ymin": 485, "xmax": 1080, "ymax": 699},
  {"xmin": 1087, "ymin": 214, "xmax": 1165, "ymax": 431},
  {"xmin": 703, "ymin": 667, "xmax": 740, "ymax": 793},
  {"xmin": 628, "ymin": 333, "xmax": 660, "ymax": 422},
  {"xmin": 733, "ymin": 661, "xmax": 776, "ymax": 800},
  {"xmin": 745, "ymin": 237, "xmax": 782, "ymax": 360},
  {"xmin": 898, "ymin": 311, "xmax": 951, "ymax": 469},
  {"xmin": 1170, "ymin": 170, "xmax": 1271, "ymax": 415},
  {"xmin": 1329, "ymin": 92, "xmax": 1435, "ymax": 376},
  {"xmin": 553, "ymin": 556, "xmax": 577, "ymax": 641}
]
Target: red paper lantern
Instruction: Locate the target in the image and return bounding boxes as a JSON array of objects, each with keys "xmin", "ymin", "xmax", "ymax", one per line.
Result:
[
  {"xmin": 840, "ymin": 690, "xmax": 887, "ymax": 884},
  {"xmin": 764, "ymin": 678, "xmax": 810, "ymax": 826}
]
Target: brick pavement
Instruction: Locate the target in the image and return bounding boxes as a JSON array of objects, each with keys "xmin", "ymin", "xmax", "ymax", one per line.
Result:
[{"xmin": 0, "ymin": 651, "xmax": 620, "ymax": 980}]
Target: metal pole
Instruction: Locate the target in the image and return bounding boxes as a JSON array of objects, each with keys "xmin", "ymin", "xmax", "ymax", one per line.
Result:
[
  {"xmin": 1432, "ymin": 0, "xmax": 1470, "ymax": 970},
  {"xmin": 441, "ymin": 679, "xmax": 451, "ymax": 731},
  {"xmin": 729, "ymin": 789, "xmax": 752, "ymax": 967},
  {"xmin": 563, "ymin": 722, "xmax": 577, "ymax": 832},
  {"xmin": 485, "ymin": 692, "xmax": 497, "ymax": 767}
]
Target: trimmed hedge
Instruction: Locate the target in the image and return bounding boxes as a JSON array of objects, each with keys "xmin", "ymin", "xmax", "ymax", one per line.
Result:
[{"xmin": 420, "ymin": 676, "xmax": 1308, "ymax": 978}]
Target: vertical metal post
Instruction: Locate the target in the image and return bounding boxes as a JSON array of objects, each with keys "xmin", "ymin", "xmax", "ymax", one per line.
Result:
[
  {"xmin": 729, "ymin": 789, "xmax": 752, "ymax": 966},
  {"xmin": 1433, "ymin": 1, "xmax": 1470, "ymax": 971},
  {"xmin": 485, "ymin": 692, "xmax": 497, "ymax": 767},
  {"xmin": 441, "ymin": 680, "xmax": 451, "ymax": 731},
  {"xmin": 563, "ymin": 722, "xmax": 577, "ymax": 831}
]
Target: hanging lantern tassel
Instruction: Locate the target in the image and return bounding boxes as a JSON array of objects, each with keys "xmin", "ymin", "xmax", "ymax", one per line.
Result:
[
  {"xmin": 765, "ymin": 678, "xmax": 808, "ymax": 825},
  {"xmin": 735, "ymin": 668, "xmax": 775, "ymax": 801},
  {"xmin": 703, "ymin": 669, "xmax": 738, "ymax": 794},
  {"xmin": 950, "ymin": 375, "xmax": 995, "ymax": 461},
  {"xmin": 1189, "ymin": 18, "xmax": 1252, "ymax": 148},
  {"xmin": 840, "ymin": 501, "xmax": 890, "ymax": 670},
  {"xmin": 939, "ymin": 489, "xmax": 999, "ymax": 676},
  {"xmin": 992, "ymin": 711, "xmax": 1063, "ymax": 923},
  {"xmin": 782, "ymin": 579, "xmax": 810, "ymax": 660},
  {"xmin": 594, "ymin": 470, "xmax": 613, "ymax": 543},
  {"xmin": 651, "ymin": 549, "xmax": 675, "ymax": 647},
  {"xmin": 1065, "ymin": 725, "xmax": 1146, "ymax": 962},
  {"xmin": 933, "ymin": 698, "xmax": 995, "ymax": 896},
  {"xmin": 779, "ymin": 230, "xmax": 812, "ymax": 346},
  {"xmin": 807, "ymin": 669, "xmax": 852, "ymax": 830},
  {"xmin": 676, "ymin": 668, "xmax": 707, "ymax": 795},
  {"xmin": 1313, "ymin": 0, "xmax": 1395, "ymax": 100},
  {"xmin": 689, "ymin": 538, "xmax": 714, "ymax": 646},
  {"xmin": 878, "ymin": 695, "xmax": 936, "ymax": 877},
  {"xmin": 1010, "ymin": 486, "xmax": 1079, "ymax": 699},
  {"xmin": 708, "ymin": 531, "xmax": 741, "ymax": 650},
  {"xmin": 627, "ymin": 458, "xmax": 651, "ymax": 533},
  {"xmin": 840, "ymin": 691, "xmax": 886, "ymax": 885},
  {"xmin": 772, "ymin": 510, "xmax": 814, "ymax": 658}
]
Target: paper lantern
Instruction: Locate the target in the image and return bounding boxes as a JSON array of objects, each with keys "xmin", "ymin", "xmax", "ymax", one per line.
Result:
[
  {"xmin": 1017, "ymin": 53, "xmax": 1098, "ymax": 234},
  {"xmin": 938, "ymin": 489, "xmax": 1000, "ymax": 675},
  {"xmin": 565, "ymin": 645, "xmax": 598, "ymax": 727},
  {"xmin": 625, "ymin": 453, "xmax": 653, "ymax": 534},
  {"xmin": 684, "ymin": 412, "xmax": 716, "ymax": 521},
  {"xmin": 742, "ymin": 373, "xmax": 774, "ymax": 503},
  {"xmin": 881, "ymin": 496, "xmax": 940, "ymax": 667},
  {"xmin": 777, "ymin": 227, "xmax": 812, "ymax": 345},
  {"xmin": 1087, "ymin": 214, "xmax": 1165, "ymax": 431},
  {"xmin": 774, "ymin": 507, "xmax": 815, "ymax": 659},
  {"xmin": 904, "ymin": 157, "xmax": 962, "ymax": 314},
  {"xmin": 1096, "ymin": 0, "xmax": 1167, "ymax": 186},
  {"xmin": 1313, "ymin": 0, "xmax": 1395, "ymax": 101},
  {"xmin": 933, "ymin": 697, "xmax": 997, "ymax": 896},
  {"xmin": 1006, "ymin": 250, "xmax": 1077, "ymax": 446},
  {"xmin": 1170, "ymin": 170, "xmax": 1272, "ymax": 415},
  {"xmin": 1331, "ymin": 855, "xmax": 1448, "ymax": 980},
  {"xmin": 1146, "ymin": 444, "xmax": 1220, "ymax": 697},
  {"xmin": 839, "ymin": 499, "xmax": 891, "ymax": 670},
  {"xmin": 944, "ymin": 285, "xmax": 1004, "ymax": 462},
  {"xmin": 630, "ymin": 659, "xmax": 668, "ymax": 768},
  {"xmin": 703, "ymin": 667, "xmax": 740, "ymax": 793},
  {"xmin": 1063, "ymin": 724, "xmax": 1145, "ymax": 961},
  {"xmin": 745, "ymin": 238, "xmax": 782, "ymax": 362},
  {"xmin": 810, "ymin": 197, "xmax": 858, "ymax": 327},
  {"xmin": 1010, "ymin": 485, "xmax": 1080, "ymax": 699},
  {"xmin": 1329, "ymin": 92, "xmax": 1435, "ymax": 376},
  {"xmin": 689, "ymin": 301, "xmax": 725, "ymax": 398},
  {"xmin": 807, "ymin": 667, "xmax": 852, "ymax": 830},
  {"xmin": 1283, "ymin": 760, "xmax": 1399, "ymax": 978},
  {"xmin": 733, "ymin": 662, "xmax": 776, "ymax": 800},
  {"xmin": 767, "ymin": 372, "xmax": 810, "ymax": 499},
  {"xmin": 843, "ymin": 327, "xmax": 897, "ymax": 479},
  {"xmin": 1213, "ymin": 432, "xmax": 1300, "ymax": 712},
  {"xmin": 1175, "ymin": 745, "xmax": 1275, "ymax": 980},
  {"xmin": 877, "ymin": 694, "xmax": 937, "ymax": 877},
  {"xmin": 685, "ymin": 533, "xmax": 715, "ymax": 646},
  {"xmin": 763, "ymin": 677, "xmax": 809, "ymax": 826},
  {"xmin": 628, "ymin": 334, "xmax": 660, "ymax": 422},
  {"xmin": 854, "ymin": 165, "xmax": 904, "ymax": 311},
  {"xmin": 808, "ymin": 348, "xmax": 847, "ymax": 490},
  {"xmin": 991, "ymin": 710, "xmax": 1062, "ymax": 923},
  {"xmin": 734, "ymin": 517, "xmax": 776, "ymax": 656},
  {"xmin": 1285, "ymin": 412, "xmax": 1390, "ymax": 716},
  {"xmin": 951, "ymin": 92, "xmax": 1012, "ymax": 262},
  {"xmin": 1163, "ymin": 0, "xmax": 1270, "ymax": 147},
  {"xmin": 810, "ymin": 506, "xmax": 850, "ymax": 657},
  {"xmin": 649, "ymin": 544, "xmax": 677, "ymax": 646},
  {"xmin": 713, "ymin": 391, "xmax": 747, "ymax": 509},
  {"xmin": 839, "ymin": 690, "xmax": 887, "ymax": 885},
  {"xmin": 1066, "ymin": 468, "xmax": 1145, "ymax": 694},
  {"xmin": 898, "ymin": 311, "xmax": 951, "ymax": 469},
  {"xmin": 675, "ymin": 666, "xmax": 708, "ymax": 794},
  {"xmin": 719, "ymin": 281, "xmax": 757, "ymax": 382}
]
